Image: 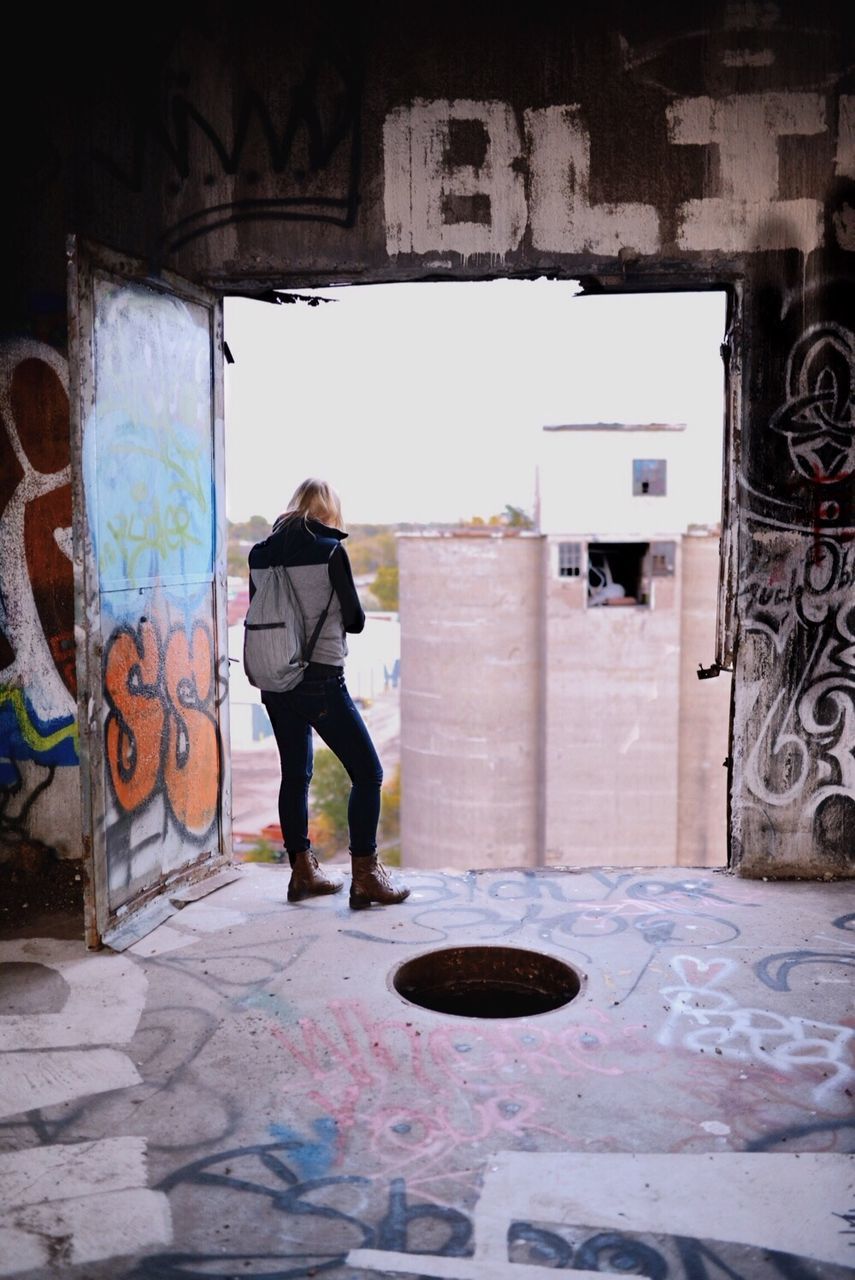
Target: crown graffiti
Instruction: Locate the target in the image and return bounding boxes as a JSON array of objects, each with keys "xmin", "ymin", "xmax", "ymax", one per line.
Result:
[{"xmin": 93, "ymin": 48, "xmax": 362, "ymax": 255}]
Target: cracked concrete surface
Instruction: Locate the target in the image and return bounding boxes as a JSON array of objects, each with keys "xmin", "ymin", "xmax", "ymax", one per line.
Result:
[{"xmin": 0, "ymin": 865, "xmax": 853, "ymax": 1278}]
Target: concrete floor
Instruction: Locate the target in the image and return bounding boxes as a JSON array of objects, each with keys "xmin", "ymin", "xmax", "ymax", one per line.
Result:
[{"xmin": 1, "ymin": 864, "xmax": 853, "ymax": 1278}]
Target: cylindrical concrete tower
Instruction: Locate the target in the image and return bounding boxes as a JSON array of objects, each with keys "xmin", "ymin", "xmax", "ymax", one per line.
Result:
[{"xmin": 398, "ymin": 532, "xmax": 542, "ymax": 871}]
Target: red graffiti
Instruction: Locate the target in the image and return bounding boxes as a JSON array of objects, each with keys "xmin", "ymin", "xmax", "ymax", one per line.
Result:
[{"xmin": 104, "ymin": 616, "xmax": 219, "ymax": 839}]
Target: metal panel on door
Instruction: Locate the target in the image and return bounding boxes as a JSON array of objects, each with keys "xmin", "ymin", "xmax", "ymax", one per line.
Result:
[{"xmin": 69, "ymin": 239, "xmax": 232, "ymax": 947}]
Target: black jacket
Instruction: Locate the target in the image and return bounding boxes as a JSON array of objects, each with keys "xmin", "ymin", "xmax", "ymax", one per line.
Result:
[{"xmin": 248, "ymin": 517, "xmax": 365, "ymax": 666}]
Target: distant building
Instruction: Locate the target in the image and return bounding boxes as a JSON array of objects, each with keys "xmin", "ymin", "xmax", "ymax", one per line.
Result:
[{"xmin": 399, "ymin": 424, "xmax": 731, "ymax": 870}]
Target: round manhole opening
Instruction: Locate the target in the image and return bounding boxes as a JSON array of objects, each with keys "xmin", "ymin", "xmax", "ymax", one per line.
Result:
[{"xmin": 392, "ymin": 946, "xmax": 582, "ymax": 1019}]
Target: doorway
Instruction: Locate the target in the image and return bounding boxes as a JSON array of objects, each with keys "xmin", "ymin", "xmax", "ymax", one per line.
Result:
[{"xmin": 223, "ymin": 282, "xmax": 730, "ymax": 871}]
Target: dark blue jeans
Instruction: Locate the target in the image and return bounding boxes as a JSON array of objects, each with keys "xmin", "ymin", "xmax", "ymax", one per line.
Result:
[{"xmin": 262, "ymin": 672, "xmax": 383, "ymax": 858}]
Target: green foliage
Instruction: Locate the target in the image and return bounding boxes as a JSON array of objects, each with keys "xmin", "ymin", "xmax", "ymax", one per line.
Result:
[
  {"xmin": 460, "ymin": 505, "xmax": 534, "ymax": 529},
  {"xmin": 230, "ymin": 514, "xmax": 273, "ymax": 542},
  {"xmin": 381, "ymin": 843, "xmax": 402, "ymax": 867},
  {"xmin": 226, "ymin": 515, "xmax": 271, "ymax": 583},
  {"xmin": 310, "ymin": 749, "xmax": 350, "ymax": 848},
  {"xmin": 371, "ymin": 565, "xmax": 399, "ymax": 610},
  {"xmin": 503, "ymin": 504, "xmax": 534, "ymax": 528},
  {"xmin": 240, "ymin": 837, "xmax": 282, "ymax": 863},
  {"xmin": 227, "ymin": 544, "xmax": 249, "ymax": 576},
  {"xmin": 380, "ymin": 764, "xmax": 400, "ymax": 843},
  {"xmin": 308, "ymin": 753, "xmax": 401, "ymax": 860},
  {"xmin": 347, "ymin": 529, "xmax": 397, "ymax": 576}
]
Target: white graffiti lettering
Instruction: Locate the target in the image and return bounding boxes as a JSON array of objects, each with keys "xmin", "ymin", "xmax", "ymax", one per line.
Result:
[
  {"xmin": 666, "ymin": 93, "xmax": 825, "ymax": 253},
  {"xmin": 526, "ymin": 106, "xmax": 659, "ymax": 256},
  {"xmin": 384, "ymin": 93, "xmax": 846, "ymax": 258},
  {"xmin": 383, "ymin": 99, "xmax": 527, "ymax": 257},
  {"xmin": 837, "ymin": 95, "xmax": 854, "ymax": 177},
  {"xmin": 659, "ymin": 955, "xmax": 855, "ymax": 1104}
]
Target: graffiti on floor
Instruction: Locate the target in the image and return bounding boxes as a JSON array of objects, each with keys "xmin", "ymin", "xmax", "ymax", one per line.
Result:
[
  {"xmin": 342, "ymin": 869, "xmax": 750, "ymax": 963},
  {"xmin": 267, "ymin": 999, "xmax": 645, "ymax": 1183},
  {"xmin": 658, "ymin": 954, "xmax": 855, "ymax": 1106},
  {"xmin": 125, "ymin": 1144, "xmax": 855, "ymax": 1279},
  {"xmin": 0, "ymin": 1138, "xmax": 170, "ymax": 1274},
  {"xmin": 350, "ymin": 1150, "xmax": 854, "ymax": 1278},
  {"xmin": 128, "ymin": 1146, "xmax": 467, "ymax": 1277},
  {"xmin": 2, "ymin": 869, "xmax": 854, "ymax": 1277},
  {"xmin": 0, "ymin": 942, "xmax": 168, "ymax": 1272}
]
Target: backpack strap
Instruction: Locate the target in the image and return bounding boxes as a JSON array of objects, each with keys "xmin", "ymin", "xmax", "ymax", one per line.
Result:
[{"xmin": 301, "ymin": 545, "xmax": 339, "ymax": 663}]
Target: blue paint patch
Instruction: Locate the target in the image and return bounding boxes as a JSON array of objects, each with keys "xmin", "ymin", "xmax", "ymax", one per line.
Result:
[
  {"xmin": 454, "ymin": 1043, "xmax": 472, "ymax": 1053},
  {"xmin": 391, "ymin": 1122, "xmax": 412, "ymax": 1134},
  {"xmin": 0, "ymin": 695, "xmax": 78, "ymax": 785},
  {"xmin": 267, "ymin": 1116, "xmax": 339, "ymax": 1180}
]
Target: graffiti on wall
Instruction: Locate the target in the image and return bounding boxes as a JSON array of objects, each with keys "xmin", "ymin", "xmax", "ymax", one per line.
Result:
[
  {"xmin": 85, "ymin": 279, "xmax": 223, "ymax": 898},
  {"xmin": 742, "ymin": 564, "xmax": 854, "ymax": 821},
  {"xmin": 91, "ymin": 18, "xmax": 362, "ymax": 258},
  {"xmin": 0, "ymin": 340, "xmax": 78, "ymax": 845},
  {"xmin": 104, "ymin": 613, "xmax": 219, "ymax": 842},
  {"xmin": 736, "ymin": 291, "xmax": 854, "ymax": 864},
  {"xmin": 88, "ymin": 279, "xmax": 214, "ymax": 590},
  {"xmin": 384, "ymin": 92, "xmax": 853, "ymax": 259}
]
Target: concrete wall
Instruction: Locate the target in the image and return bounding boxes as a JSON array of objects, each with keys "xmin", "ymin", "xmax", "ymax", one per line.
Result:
[
  {"xmin": 543, "ymin": 539, "xmax": 682, "ymax": 866},
  {"xmin": 1, "ymin": 2, "xmax": 852, "ymax": 879},
  {"xmin": 399, "ymin": 534, "xmax": 540, "ymax": 870},
  {"xmin": 0, "ymin": 339, "xmax": 82, "ymax": 861},
  {"xmin": 400, "ymin": 532, "xmax": 731, "ymax": 870},
  {"xmin": 677, "ymin": 535, "xmax": 731, "ymax": 867},
  {"xmin": 539, "ymin": 427, "xmax": 702, "ymax": 540}
]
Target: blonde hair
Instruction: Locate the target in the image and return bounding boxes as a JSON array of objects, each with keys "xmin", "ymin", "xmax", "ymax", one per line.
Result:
[{"xmin": 274, "ymin": 478, "xmax": 344, "ymax": 533}]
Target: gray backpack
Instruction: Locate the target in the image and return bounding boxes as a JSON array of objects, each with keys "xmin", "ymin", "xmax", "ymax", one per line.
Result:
[{"xmin": 243, "ymin": 561, "xmax": 335, "ymax": 693}]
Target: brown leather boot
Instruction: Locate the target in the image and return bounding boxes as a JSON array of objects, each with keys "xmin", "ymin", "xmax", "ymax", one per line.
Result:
[
  {"xmin": 287, "ymin": 851, "xmax": 343, "ymax": 902},
  {"xmin": 349, "ymin": 854, "xmax": 410, "ymax": 909}
]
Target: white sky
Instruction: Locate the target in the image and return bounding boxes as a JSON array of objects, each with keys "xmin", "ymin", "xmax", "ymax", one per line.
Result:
[{"xmin": 224, "ymin": 280, "xmax": 727, "ymax": 526}]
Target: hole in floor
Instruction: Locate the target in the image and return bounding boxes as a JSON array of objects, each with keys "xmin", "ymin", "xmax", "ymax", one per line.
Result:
[{"xmin": 392, "ymin": 945, "xmax": 582, "ymax": 1018}]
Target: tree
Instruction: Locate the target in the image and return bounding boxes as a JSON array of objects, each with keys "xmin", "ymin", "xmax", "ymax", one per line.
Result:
[
  {"xmin": 347, "ymin": 530, "xmax": 397, "ymax": 576},
  {"xmin": 309, "ymin": 749, "xmax": 350, "ymax": 853},
  {"xmin": 228, "ymin": 544, "xmax": 249, "ymax": 576},
  {"xmin": 503, "ymin": 504, "xmax": 534, "ymax": 528},
  {"xmin": 371, "ymin": 565, "xmax": 399, "ymax": 610},
  {"xmin": 459, "ymin": 505, "xmax": 533, "ymax": 530},
  {"xmin": 229, "ymin": 514, "xmax": 272, "ymax": 541},
  {"xmin": 380, "ymin": 764, "xmax": 400, "ymax": 842}
]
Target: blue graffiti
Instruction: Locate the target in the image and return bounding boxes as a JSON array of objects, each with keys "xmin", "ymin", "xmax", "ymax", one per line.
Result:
[
  {"xmin": 0, "ymin": 689, "xmax": 78, "ymax": 786},
  {"xmin": 267, "ymin": 1117, "xmax": 339, "ymax": 1181}
]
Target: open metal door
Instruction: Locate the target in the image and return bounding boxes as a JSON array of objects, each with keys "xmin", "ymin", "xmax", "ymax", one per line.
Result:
[{"xmin": 68, "ymin": 238, "xmax": 233, "ymax": 948}]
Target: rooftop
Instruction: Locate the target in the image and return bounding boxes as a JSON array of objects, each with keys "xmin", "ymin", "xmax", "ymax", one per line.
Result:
[
  {"xmin": 1, "ymin": 864, "xmax": 853, "ymax": 1278},
  {"xmin": 542, "ymin": 423, "xmax": 687, "ymax": 433}
]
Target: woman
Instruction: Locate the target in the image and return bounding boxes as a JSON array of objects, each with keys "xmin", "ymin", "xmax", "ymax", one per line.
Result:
[{"xmin": 249, "ymin": 478, "xmax": 409, "ymax": 909}]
